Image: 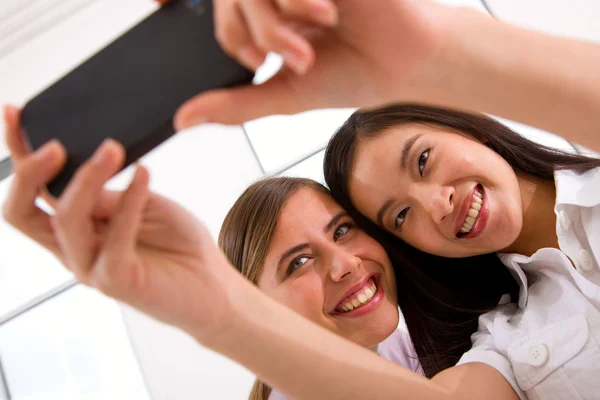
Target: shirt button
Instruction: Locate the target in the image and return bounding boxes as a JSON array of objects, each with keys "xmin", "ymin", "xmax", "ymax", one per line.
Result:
[
  {"xmin": 580, "ymin": 250, "xmax": 594, "ymax": 272},
  {"xmin": 557, "ymin": 210, "xmax": 570, "ymax": 232},
  {"xmin": 528, "ymin": 344, "xmax": 549, "ymax": 367}
]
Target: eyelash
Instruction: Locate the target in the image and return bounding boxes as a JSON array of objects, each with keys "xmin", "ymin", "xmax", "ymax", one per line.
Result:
[
  {"xmin": 285, "ymin": 221, "xmax": 355, "ymax": 277},
  {"xmin": 418, "ymin": 149, "xmax": 430, "ymax": 177},
  {"xmin": 394, "ymin": 148, "xmax": 431, "ymax": 230}
]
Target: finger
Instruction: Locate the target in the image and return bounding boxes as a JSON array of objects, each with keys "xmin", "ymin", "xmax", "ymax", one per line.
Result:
[
  {"xmin": 274, "ymin": 0, "xmax": 338, "ymax": 27},
  {"xmin": 240, "ymin": 0, "xmax": 314, "ymax": 75},
  {"xmin": 91, "ymin": 190, "xmax": 125, "ymax": 218},
  {"xmin": 3, "ymin": 105, "xmax": 59, "ymax": 208},
  {"xmin": 94, "ymin": 166, "xmax": 150, "ymax": 299},
  {"xmin": 2, "ymin": 139, "xmax": 67, "ymax": 256},
  {"xmin": 52, "ymin": 139, "xmax": 125, "ymax": 275},
  {"xmin": 154, "ymin": 0, "xmax": 173, "ymax": 5},
  {"xmin": 100, "ymin": 166, "xmax": 150, "ymax": 272},
  {"xmin": 174, "ymin": 73, "xmax": 310, "ymax": 128},
  {"xmin": 215, "ymin": 1, "xmax": 266, "ymax": 71},
  {"xmin": 3, "ymin": 105, "xmax": 30, "ymax": 160}
]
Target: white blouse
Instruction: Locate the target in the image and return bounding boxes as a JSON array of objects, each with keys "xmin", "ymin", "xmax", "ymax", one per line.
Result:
[{"xmin": 458, "ymin": 166, "xmax": 600, "ymax": 399}]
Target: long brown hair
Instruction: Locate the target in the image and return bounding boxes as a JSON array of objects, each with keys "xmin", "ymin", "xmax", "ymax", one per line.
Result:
[
  {"xmin": 219, "ymin": 177, "xmax": 329, "ymax": 400},
  {"xmin": 323, "ymin": 103, "xmax": 600, "ymax": 377}
]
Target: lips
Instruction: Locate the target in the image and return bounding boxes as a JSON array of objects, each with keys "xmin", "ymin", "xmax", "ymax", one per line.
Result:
[
  {"xmin": 334, "ymin": 274, "xmax": 376, "ymax": 309},
  {"xmin": 331, "ymin": 273, "xmax": 385, "ymax": 316},
  {"xmin": 455, "ymin": 184, "xmax": 488, "ymax": 239},
  {"xmin": 335, "ymin": 277, "xmax": 377, "ymax": 313}
]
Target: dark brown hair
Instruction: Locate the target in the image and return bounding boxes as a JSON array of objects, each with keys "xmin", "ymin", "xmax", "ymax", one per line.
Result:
[
  {"xmin": 219, "ymin": 177, "xmax": 329, "ymax": 400},
  {"xmin": 323, "ymin": 103, "xmax": 600, "ymax": 377}
]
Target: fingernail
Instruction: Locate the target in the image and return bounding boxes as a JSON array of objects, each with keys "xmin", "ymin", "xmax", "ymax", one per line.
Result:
[
  {"xmin": 313, "ymin": 0, "xmax": 338, "ymax": 25},
  {"xmin": 93, "ymin": 140, "xmax": 111, "ymax": 164},
  {"xmin": 282, "ymin": 51, "xmax": 308, "ymax": 75},
  {"xmin": 133, "ymin": 164, "xmax": 149, "ymax": 186},
  {"xmin": 175, "ymin": 115, "xmax": 206, "ymax": 131},
  {"xmin": 42, "ymin": 139, "xmax": 60, "ymax": 157}
]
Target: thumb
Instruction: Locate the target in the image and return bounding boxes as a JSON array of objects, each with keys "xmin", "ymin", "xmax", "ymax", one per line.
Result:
[{"xmin": 173, "ymin": 74, "xmax": 307, "ymax": 129}]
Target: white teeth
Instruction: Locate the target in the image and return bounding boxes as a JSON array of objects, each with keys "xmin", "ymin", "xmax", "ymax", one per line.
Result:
[
  {"xmin": 339, "ymin": 280, "xmax": 378, "ymax": 313},
  {"xmin": 459, "ymin": 189, "xmax": 484, "ymax": 235}
]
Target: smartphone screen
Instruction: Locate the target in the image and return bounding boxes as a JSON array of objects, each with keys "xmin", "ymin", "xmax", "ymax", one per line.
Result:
[{"xmin": 21, "ymin": 0, "xmax": 254, "ymax": 197}]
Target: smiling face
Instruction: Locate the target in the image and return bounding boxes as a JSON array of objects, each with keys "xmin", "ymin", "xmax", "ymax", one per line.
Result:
[
  {"xmin": 348, "ymin": 123, "xmax": 524, "ymax": 258},
  {"xmin": 257, "ymin": 188, "xmax": 399, "ymax": 347}
]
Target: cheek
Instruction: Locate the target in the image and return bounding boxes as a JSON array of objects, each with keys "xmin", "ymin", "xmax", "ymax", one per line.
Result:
[{"xmin": 274, "ymin": 278, "xmax": 325, "ymax": 321}]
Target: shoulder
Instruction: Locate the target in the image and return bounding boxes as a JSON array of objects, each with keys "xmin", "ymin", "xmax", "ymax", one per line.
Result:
[
  {"xmin": 433, "ymin": 362, "xmax": 522, "ymax": 400},
  {"xmin": 377, "ymin": 328, "xmax": 424, "ymax": 375}
]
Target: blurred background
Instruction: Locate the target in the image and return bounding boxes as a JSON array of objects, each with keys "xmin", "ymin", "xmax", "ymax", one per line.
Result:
[{"xmin": 0, "ymin": 0, "xmax": 598, "ymax": 399}]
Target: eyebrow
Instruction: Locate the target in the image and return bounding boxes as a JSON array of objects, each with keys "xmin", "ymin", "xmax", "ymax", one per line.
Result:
[
  {"xmin": 401, "ymin": 134, "xmax": 423, "ymax": 169},
  {"xmin": 276, "ymin": 211, "xmax": 349, "ymax": 273}
]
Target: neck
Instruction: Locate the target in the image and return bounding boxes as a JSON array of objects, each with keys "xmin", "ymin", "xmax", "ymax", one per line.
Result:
[{"xmin": 501, "ymin": 173, "xmax": 559, "ymax": 257}]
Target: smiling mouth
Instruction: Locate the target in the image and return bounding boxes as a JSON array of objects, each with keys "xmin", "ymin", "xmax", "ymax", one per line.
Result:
[
  {"xmin": 457, "ymin": 185, "xmax": 483, "ymax": 238},
  {"xmin": 335, "ymin": 277, "xmax": 378, "ymax": 313}
]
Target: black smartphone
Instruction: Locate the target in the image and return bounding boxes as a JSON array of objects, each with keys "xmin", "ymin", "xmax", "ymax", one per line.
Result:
[{"xmin": 21, "ymin": 0, "xmax": 254, "ymax": 197}]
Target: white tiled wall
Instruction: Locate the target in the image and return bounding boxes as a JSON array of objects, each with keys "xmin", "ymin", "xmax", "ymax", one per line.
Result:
[{"xmin": 0, "ymin": 285, "xmax": 150, "ymax": 400}]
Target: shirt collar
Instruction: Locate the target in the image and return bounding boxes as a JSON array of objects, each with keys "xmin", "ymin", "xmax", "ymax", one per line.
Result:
[
  {"xmin": 497, "ymin": 253, "xmax": 530, "ymax": 309},
  {"xmin": 555, "ymin": 166, "xmax": 600, "ymax": 208}
]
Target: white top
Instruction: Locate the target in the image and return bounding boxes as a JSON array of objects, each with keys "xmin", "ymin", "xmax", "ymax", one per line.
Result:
[{"xmin": 458, "ymin": 166, "xmax": 600, "ymax": 400}]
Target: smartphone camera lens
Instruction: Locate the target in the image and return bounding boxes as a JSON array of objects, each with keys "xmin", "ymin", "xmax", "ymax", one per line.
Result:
[{"xmin": 186, "ymin": 0, "xmax": 205, "ymax": 15}]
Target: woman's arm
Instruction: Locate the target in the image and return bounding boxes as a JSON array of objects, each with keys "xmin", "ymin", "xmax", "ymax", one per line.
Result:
[
  {"xmin": 173, "ymin": 1, "xmax": 600, "ymax": 152},
  {"xmin": 428, "ymin": 8, "xmax": 600, "ymax": 152},
  {"xmin": 205, "ymin": 277, "xmax": 519, "ymax": 400}
]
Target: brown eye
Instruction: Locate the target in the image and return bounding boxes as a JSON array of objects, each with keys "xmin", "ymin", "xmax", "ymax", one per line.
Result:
[
  {"xmin": 287, "ymin": 255, "xmax": 310, "ymax": 277},
  {"xmin": 418, "ymin": 149, "xmax": 430, "ymax": 176},
  {"xmin": 333, "ymin": 222, "xmax": 354, "ymax": 242},
  {"xmin": 394, "ymin": 208, "xmax": 409, "ymax": 229}
]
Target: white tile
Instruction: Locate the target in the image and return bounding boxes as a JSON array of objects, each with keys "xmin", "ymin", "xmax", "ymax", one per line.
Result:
[
  {"xmin": 435, "ymin": 0, "xmax": 487, "ymax": 12},
  {"xmin": 0, "ymin": 115, "xmax": 7, "ymax": 161},
  {"xmin": 0, "ymin": 285, "xmax": 149, "ymax": 400},
  {"xmin": 0, "ymin": 177, "xmax": 74, "ymax": 319},
  {"xmin": 484, "ymin": 0, "xmax": 600, "ymax": 42},
  {"xmin": 244, "ymin": 108, "xmax": 354, "ymax": 174},
  {"xmin": 122, "ymin": 306, "xmax": 255, "ymax": 400},
  {"xmin": 278, "ymin": 149, "xmax": 326, "ymax": 185}
]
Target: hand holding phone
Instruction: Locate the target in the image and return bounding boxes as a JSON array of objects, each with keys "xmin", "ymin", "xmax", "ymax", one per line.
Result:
[{"xmin": 21, "ymin": 0, "xmax": 253, "ymax": 197}]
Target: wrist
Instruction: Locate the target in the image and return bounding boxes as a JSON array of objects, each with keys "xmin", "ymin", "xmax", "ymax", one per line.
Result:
[
  {"xmin": 409, "ymin": 6, "xmax": 493, "ymax": 106},
  {"xmin": 189, "ymin": 265, "xmax": 259, "ymax": 351}
]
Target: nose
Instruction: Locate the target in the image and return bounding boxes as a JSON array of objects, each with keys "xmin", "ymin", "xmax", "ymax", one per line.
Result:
[
  {"xmin": 328, "ymin": 246, "xmax": 361, "ymax": 282},
  {"xmin": 423, "ymin": 185, "xmax": 455, "ymax": 223}
]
